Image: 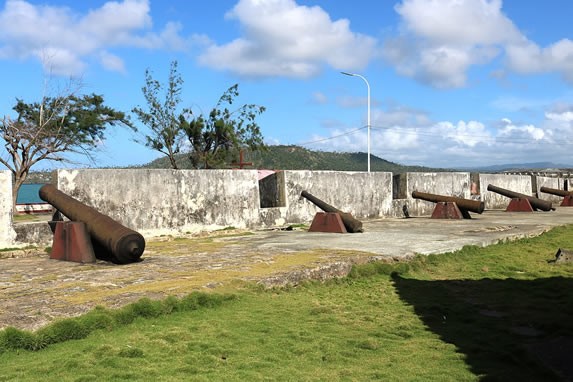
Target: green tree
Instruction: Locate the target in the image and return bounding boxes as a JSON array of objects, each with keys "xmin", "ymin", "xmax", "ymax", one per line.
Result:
[
  {"xmin": 0, "ymin": 93, "xmax": 131, "ymax": 211},
  {"xmin": 133, "ymin": 60, "xmax": 266, "ymax": 170},
  {"xmin": 132, "ymin": 61, "xmax": 187, "ymax": 169},
  {"xmin": 182, "ymin": 84, "xmax": 266, "ymax": 169}
]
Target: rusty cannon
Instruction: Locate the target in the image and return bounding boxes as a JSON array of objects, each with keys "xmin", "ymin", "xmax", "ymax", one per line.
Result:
[
  {"xmin": 411, "ymin": 190, "xmax": 484, "ymax": 219},
  {"xmin": 300, "ymin": 190, "xmax": 363, "ymax": 233},
  {"xmin": 486, "ymin": 184, "xmax": 554, "ymax": 212},
  {"xmin": 540, "ymin": 186, "xmax": 573, "ymax": 207},
  {"xmin": 39, "ymin": 184, "xmax": 145, "ymax": 264},
  {"xmin": 539, "ymin": 186, "xmax": 573, "ymax": 197}
]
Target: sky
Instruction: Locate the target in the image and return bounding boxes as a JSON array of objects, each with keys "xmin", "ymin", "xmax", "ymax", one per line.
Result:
[{"xmin": 1, "ymin": 0, "xmax": 573, "ymax": 170}]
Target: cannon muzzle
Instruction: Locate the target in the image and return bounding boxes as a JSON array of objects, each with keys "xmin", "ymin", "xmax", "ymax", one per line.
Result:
[
  {"xmin": 39, "ymin": 184, "xmax": 145, "ymax": 264},
  {"xmin": 300, "ymin": 190, "xmax": 363, "ymax": 233},
  {"xmin": 411, "ymin": 190, "xmax": 484, "ymax": 214},
  {"xmin": 539, "ymin": 186, "xmax": 573, "ymax": 198},
  {"xmin": 486, "ymin": 184, "xmax": 554, "ymax": 212}
]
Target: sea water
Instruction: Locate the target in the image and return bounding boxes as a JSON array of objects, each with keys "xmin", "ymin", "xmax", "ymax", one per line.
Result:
[{"xmin": 16, "ymin": 184, "xmax": 45, "ymax": 204}]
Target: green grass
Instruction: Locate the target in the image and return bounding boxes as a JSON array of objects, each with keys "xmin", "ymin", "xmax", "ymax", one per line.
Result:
[
  {"xmin": 1, "ymin": 225, "xmax": 573, "ymax": 381},
  {"xmin": 13, "ymin": 213, "xmax": 50, "ymax": 223}
]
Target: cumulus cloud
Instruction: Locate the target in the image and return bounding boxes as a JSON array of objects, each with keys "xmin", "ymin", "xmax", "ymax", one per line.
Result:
[
  {"xmin": 506, "ymin": 39, "xmax": 573, "ymax": 84},
  {"xmin": 306, "ymin": 101, "xmax": 573, "ymax": 167},
  {"xmin": 197, "ymin": 0, "xmax": 377, "ymax": 78},
  {"xmin": 384, "ymin": 0, "xmax": 573, "ymax": 88},
  {"xmin": 0, "ymin": 0, "xmax": 190, "ymax": 75}
]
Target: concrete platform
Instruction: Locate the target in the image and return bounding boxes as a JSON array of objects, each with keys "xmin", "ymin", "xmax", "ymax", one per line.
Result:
[
  {"xmin": 1, "ymin": 207, "xmax": 573, "ymax": 331},
  {"xmin": 250, "ymin": 208, "xmax": 573, "ymax": 259}
]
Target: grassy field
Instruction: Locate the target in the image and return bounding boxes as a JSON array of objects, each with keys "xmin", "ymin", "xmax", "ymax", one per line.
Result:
[{"xmin": 1, "ymin": 225, "xmax": 573, "ymax": 381}]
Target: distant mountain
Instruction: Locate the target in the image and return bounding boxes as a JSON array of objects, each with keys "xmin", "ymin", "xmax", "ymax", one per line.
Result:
[
  {"xmin": 141, "ymin": 145, "xmax": 444, "ymax": 173},
  {"xmin": 463, "ymin": 162, "xmax": 573, "ymax": 173},
  {"xmin": 26, "ymin": 146, "xmax": 568, "ymax": 184}
]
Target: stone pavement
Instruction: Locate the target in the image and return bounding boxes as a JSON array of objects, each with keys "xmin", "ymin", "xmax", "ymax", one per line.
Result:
[{"xmin": 2, "ymin": 208, "xmax": 573, "ymax": 331}]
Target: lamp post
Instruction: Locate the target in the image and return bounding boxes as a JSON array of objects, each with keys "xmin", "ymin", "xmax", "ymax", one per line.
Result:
[{"xmin": 341, "ymin": 71, "xmax": 371, "ymax": 173}]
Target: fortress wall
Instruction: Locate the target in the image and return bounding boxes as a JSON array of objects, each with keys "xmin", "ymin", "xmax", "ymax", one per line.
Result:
[
  {"xmin": 2, "ymin": 169, "xmax": 570, "ymax": 248},
  {"xmin": 55, "ymin": 169, "xmax": 393, "ymax": 233},
  {"xmin": 391, "ymin": 172, "xmax": 472, "ymax": 217},
  {"xmin": 280, "ymin": 170, "xmax": 393, "ymax": 224},
  {"xmin": 0, "ymin": 170, "xmax": 16, "ymax": 247},
  {"xmin": 258, "ymin": 170, "xmax": 394, "ymax": 227},
  {"xmin": 535, "ymin": 176, "xmax": 563, "ymax": 204},
  {"xmin": 55, "ymin": 169, "xmax": 262, "ymax": 236},
  {"xmin": 479, "ymin": 174, "xmax": 533, "ymax": 210}
]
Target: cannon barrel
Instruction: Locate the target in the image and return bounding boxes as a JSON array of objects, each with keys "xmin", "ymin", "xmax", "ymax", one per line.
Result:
[
  {"xmin": 411, "ymin": 191, "xmax": 484, "ymax": 214},
  {"xmin": 486, "ymin": 184, "xmax": 553, "ymax": 212},
  {"xmin": 300, "ymin": 190, "xmax": 363, "ymax": 233},
  {"xmin": 540, "ymin": 186, "xmax": 573, "ymax": 198},
  {"xmin": 39, "ymin": 184, "xmax": 145, "ymax": 264}
]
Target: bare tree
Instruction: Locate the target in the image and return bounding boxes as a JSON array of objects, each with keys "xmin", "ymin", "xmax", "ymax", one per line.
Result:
[{"xmin": 0, "ymin": 80, "xmax": 131, "ymax": 211}]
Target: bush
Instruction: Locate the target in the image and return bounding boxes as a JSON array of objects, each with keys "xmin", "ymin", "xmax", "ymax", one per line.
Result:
[
  {"xmin": 0, "ymin": 292, "xmax": 236, "ymax": 353},
  {"xmin": 37, "ymin": 318, "xmax": 90, "ymax": 344},
  {"xmin": 0, "ymin": 327, "xmax": 45, "ymax": 351},
  {"xmin": 129, "ymin": 298, "xmax": 165, "ymax": 318}
]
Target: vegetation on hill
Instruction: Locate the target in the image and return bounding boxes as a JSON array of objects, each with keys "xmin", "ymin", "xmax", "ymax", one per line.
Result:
[
  {"xmin": 22, "ymin": 145, "xmax": 443, "ymax": 184},
  {"xmin": 141, "ymin": 145, "xmax": 442, "ymax": 173}
]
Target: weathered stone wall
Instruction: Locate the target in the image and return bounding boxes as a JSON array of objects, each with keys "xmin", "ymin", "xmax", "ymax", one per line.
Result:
[
  {"xmin": 391, "ymin": 172, "xmax": 471, "ymax": 217},
  {"xmin": 56, "ymin": 169, "xmax": 262, "ymax": 236},
  {"xmin": 55, "ymin": 169, "xmax": 393, "ymax": 235},
  {"xmin": 479, "ymin": 174, "xmax": 533, "ymax": 210},
  {"xmin": 535, "ymin": 176, "xmax": 563, "ymax": 204},
  {"xmin": 1, "ymin": 168, "xmax": 570, "ymax": 248},
  {"xmin": 0, "ymin": 171, "xmax": 16, "ymax": 247},
  {"xmin": 259, "ymin": 171, "xmax": 285, "ymax": 208},
  {"xmin": 259, "ymin": 170, "xmax": 393, "ymax": 226}
]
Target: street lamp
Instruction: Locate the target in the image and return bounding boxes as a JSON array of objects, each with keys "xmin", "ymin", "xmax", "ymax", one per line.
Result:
[{"xmin": 341, "ymin": 71, "xmax": 371, "ymax": 173}]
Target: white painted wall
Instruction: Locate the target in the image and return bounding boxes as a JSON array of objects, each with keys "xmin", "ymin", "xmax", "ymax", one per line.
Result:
[
  {"xmin": 394, "ymin": 172, "xmax": 471, "ymax": 217},
  {"xmin": 535, "ymin": 176, "xmax": 562, "ymax": 204},
  {"xmin": 2, "ymin": 169, "xmax": 569, "ymax": 247},
  {"xmin": 479, "ymin": 174, "xmax": 533, "ymax": 210},
  {"xmin": 56, "ymin": 169, "xmax": 261, "ymax": 236},
  {"xmin": 0, "ymin": 170, "xmax": 16, "ymax": 247}
]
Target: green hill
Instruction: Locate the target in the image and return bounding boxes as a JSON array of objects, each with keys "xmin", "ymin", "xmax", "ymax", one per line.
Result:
[
  {"xmin": 141, "ymin": 145, "xmax": 442, "ymax": 173},
  {"xmin": 22, "ymin": 145, "xmax": 444, "ymax": 184}
]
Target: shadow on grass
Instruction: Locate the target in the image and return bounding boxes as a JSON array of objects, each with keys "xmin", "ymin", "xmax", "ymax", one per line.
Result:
[{"xmin": 391, "ymin": 274, "xmax": 573, "ymax": 381}]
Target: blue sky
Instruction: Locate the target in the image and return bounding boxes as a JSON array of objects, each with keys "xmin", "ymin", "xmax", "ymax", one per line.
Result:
[{"xmin": 1, "ymin": 0, "xmax": 573, "ymax": 170}]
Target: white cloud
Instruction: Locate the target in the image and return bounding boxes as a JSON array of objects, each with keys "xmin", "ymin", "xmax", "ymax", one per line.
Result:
[
  {"xmin": 198, "ymin": 0, "xmax": 377, "ymax": 78},
  {"xmin": 546, "ymin": 111, "xmax": 573, "ymax": 123},
  {"xmin": 305, "ymin": 102, "xmax": 573, "ymax": 167},
  {"xmin": 506, "ymin": 39, "xmax": 573, "ymax": 84},
  {"xmin": 395, "ymin": 0, "xmax": 522, "ymax": 45},
  {"xmin": 385, "ymin": 0, "xmax": 573, "ymax": 88},
  {"xmin": 0, "ymin": 0, "xmax": 190, "ymax": 75},
  {"xmin": 311, "ymin": 92, "xmax": 328, "ymax": 104},
  {"xmin": 99, "ymin": 51, "xmax": 126, "ymax": 73}
]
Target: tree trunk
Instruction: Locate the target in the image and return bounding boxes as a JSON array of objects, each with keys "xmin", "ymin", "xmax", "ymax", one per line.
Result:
[
  {"xmin": 169, "ymin": 155, "xmax": 179, "ymax": 170},
  {"xmin": 12, "ymin": 171, "xmax": 28, "ymax": 215}
]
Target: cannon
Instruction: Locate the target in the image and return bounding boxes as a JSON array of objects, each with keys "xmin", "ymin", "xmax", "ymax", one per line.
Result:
[
  {"xmin": 411, "ymin": 190, "xmax": 484, "ymax": 219},
  {"xmin": 39, "ymin": 184, "xmax": 145, "ymax": 264},
  {"xmin": 300, "ymin": 190, "xmax": 363, "ymax": 233},
  {"xmin": 540, "ymin": 186, "xmax": 573, "ymax": 207},
  {"xmin": 539, "ymin": 186, "xmax": 573, "ymax": 198},
  {"xmin": 486, "ymin": 184, "xmax": 554, "ymax": 212}
]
